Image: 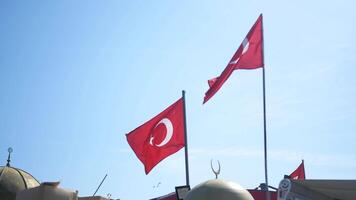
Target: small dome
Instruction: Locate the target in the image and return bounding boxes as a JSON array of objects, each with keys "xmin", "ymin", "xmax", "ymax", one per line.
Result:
[
  {"xmin": 185, "ymin": 179, "xmax": 254, "ymax": 200},
  {"xmin": 0, "ymin": 166, "xmax": 40, "ymax": 200}
]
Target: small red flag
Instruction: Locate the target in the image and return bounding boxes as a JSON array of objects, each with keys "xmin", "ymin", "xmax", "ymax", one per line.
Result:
[
  {"xmin": 290, "ymin": 160, "xmax": 305, "ymax": 180},
  {"xmin": 204, "ymin": 14, "xmax": 264, "ymax": 104},
  {"xmin": 126, "ymin": 98, "xmax": 185, "ymax": 174}
]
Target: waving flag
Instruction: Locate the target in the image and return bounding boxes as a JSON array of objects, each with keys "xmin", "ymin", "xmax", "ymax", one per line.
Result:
[
  {"xmin": 204, "ymin": 14, "xmax": 264, "ymax": 104},
  {"xmin": 290, "ymin": 160, "xmax": 306, "ymax": 180},
  {"xmin": 126, "ymin": 98, "xmax": 185, "ymax": 174}
]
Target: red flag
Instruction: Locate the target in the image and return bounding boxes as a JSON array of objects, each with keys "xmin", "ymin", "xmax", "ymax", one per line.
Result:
[
  {"xmin": 290, "ymin": 160, "xmax": 305, "ymax": 180},
  {"xmin": 204, "ymin": 14, "xmax": 264, "ymax": 104},
  {"xmin": 126, "ymin": 98, "xmax": 185, "ymax": 174}
]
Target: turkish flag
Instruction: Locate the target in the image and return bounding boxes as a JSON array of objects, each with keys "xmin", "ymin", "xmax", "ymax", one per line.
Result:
[
  {"xmin": 290, "ymin": 160, "xmax": 305, "ymax": 180},
  {"xmin": 126, "ymin": 98, "xmax": 185, "ymax": 174},
  {"xmin": 204, "ymin": 14, "xmax": 264, "ymax": 104}
]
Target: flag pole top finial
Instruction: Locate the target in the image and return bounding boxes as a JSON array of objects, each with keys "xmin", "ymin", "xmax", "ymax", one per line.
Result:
[
  {"xmin": 210, "ymin": 159, "xmax": 221, "ymax": 179},
  {"xmin": 6, "ymin": 147, "xmax": 13, "ymax": 167}
]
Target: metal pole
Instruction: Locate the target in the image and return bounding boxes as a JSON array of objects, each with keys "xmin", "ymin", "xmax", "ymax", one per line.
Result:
[
  {"xmin": 92, "ymin": 174, "xmax": 108, "ymax": 197},
  {"xmin": 263, "ymin": 66, "xmax": 270, "ymax": 200},
  {"xmin": 302, "ymin": 159, "xmax": 305, "ymax": 178},
  {"xmin": 182, "ymin": 90, "xmax": 190, "ymax": 186},
  {"xmin": 261, "ymin": 14, "xmax": 271, "ymax": 200}
]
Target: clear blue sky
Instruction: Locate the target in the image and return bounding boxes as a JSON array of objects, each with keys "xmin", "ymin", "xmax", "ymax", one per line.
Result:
[{"xmin": 1, "ymin": 1, "xmax": 355, "ymax": 199}]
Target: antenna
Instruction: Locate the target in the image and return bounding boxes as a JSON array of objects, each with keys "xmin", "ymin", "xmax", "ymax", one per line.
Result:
[{"xmin": 92, "ymin": 174, "xmax": 108, "ymax": 198}]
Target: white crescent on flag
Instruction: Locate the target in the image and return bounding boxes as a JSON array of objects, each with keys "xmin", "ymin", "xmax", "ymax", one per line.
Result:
[
  {"xmin": 149, "ymin": 118, "xmax": 173, "ymax": 147},
  {"xmin": 229, "ymin": 38, "xmax": 250, "ymax": 64}
]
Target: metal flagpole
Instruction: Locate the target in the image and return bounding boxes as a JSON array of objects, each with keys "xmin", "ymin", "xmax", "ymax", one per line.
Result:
[
  {"xmin": 261, "ymin": 14, "xmax": 271, "ymax": 200},
  {"xmin": 182, "ymin": 90, "xmax": 190, "ymax": 186}
]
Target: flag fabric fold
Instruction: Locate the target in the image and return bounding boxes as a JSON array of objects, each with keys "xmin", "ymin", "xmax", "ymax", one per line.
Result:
[
  {"xmin": 126, "ymin": 98, "xmax": 185, "ymax": 174},
  {"xmin": 289, "ymin": 160, "xmax": 306, "ymax": 180},
  {"xmin": 204, "ymin": 14, "xmax": 264, "ymax": 104}
]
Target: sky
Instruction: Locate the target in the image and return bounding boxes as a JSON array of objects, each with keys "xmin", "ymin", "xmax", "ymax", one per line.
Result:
[{"xmin": 0, "ymin": 0, "xmax": 356, "ymax": 199}]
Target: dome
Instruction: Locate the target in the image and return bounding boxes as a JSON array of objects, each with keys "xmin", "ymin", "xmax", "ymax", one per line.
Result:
[
  {"xmin": 17, "ymin": 182, "xmax": 78, "ymax": 200},
  {"xmin": 0, "ymin": 166, "xmax": 40, "ymax": 200},
  {"xmin": 185, "ymin": 179, "xmax": 254, "ymax": 200}
]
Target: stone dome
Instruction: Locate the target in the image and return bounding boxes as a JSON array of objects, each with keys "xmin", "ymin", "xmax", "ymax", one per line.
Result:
[
  {"xmin": 185, "ymin": 179, "xmax": 254, "ymax": 200},
  {"xmin": 0, "ymin": 165, "xmax": 40, "ymax": 200}
]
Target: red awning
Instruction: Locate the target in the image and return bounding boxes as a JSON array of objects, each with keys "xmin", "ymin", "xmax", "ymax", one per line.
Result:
[
  {"xmin": 248, "ymin": 190, "xmax": 277, "ymax": 200},
  {"xmin": 150, "ymin": 192, "xmax": 177, "ymax": 200}
]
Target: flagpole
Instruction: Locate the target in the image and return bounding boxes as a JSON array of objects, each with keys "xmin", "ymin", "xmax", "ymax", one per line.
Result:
[
  {"xmin": 302, "ymin": 159, "xmax": 305, "ymax": 178},
  {"xmin": 263, "ymin": 61, "xmax": 270, "ymax": 200},
  {"xmin": 182, "ymin": 90, "xmax": 190, "ymax": 186},
  {"xmin": 261, "ymin": 14, "xmax": 270, "ymax": 200}
]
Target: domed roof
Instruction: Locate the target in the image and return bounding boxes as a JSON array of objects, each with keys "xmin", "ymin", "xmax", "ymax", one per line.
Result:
[
  {"xmin": 0, "ymin": 166, "xmax": 40, "ymax": 200},
  {"xmin": 185, "ymin": 179, "xmax": 254, "ymax": 200}
]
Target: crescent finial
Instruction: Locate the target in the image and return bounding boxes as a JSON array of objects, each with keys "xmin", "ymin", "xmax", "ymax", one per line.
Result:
[{"xmin": 210, "ymin": 159, "xmax": 221, "ymax": 179}]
